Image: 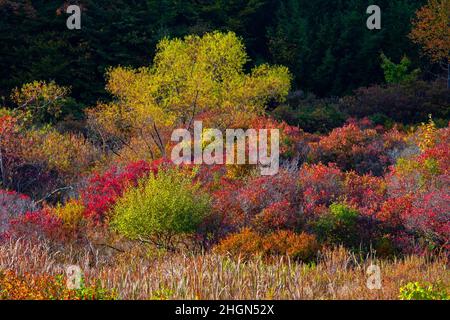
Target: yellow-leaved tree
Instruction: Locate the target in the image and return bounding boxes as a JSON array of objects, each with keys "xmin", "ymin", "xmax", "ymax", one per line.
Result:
[{"xmin": 87, "ymin": 31, "xmax": 291, "ymax": 160}]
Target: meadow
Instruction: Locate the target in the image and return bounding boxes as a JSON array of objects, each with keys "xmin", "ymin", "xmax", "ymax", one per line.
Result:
[{"xmin": 1, "ymin": 240, "xmax": 448, "ymax": 300}]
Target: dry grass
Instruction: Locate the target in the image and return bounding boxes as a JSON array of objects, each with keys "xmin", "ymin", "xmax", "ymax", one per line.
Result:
[{"xmin": 0, "ymin": 239, "xmax": 448, "ymax": 300}]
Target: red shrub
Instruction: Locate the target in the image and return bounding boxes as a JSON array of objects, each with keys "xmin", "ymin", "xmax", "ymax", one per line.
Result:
[
  {"xmin": 310, "ymin": 120, "xmax": 399, "ymax": 176},
  {"xmin": 298, "ymin": 163, "xmax": 344, "ymax": 216},
  {"xmin": 379, "ymin": 124, "xmax": 450, "ymax": 254},
  {"xmin": 377, "ymin": 182, "xmax": 450, "ymax": 253},
  {"xmin": 417, "ymin": 142, "xmax": 449, "ymax": 175},
  {"xmin": 191, "ymin": 164, "xmax": 233, "ymax": 193},
  {"xmin": 253, "ymin": 200, "xmax": 298, "ymax": 232},
  {"xmin": 377, "ymin": 196, "xmax": 413, "ymax": 229},
  {"xmin": 237, "ymin": 172, "xmax": 299, "ymax": 217},
  {"xmin": 343, "ymin": 172, "xmax": 387, "ymax": 217},
  {"xmin": 211, "ymin": 170, "xmax": 299, "ymax": 235},
  {"xmin": 387, "ymin": 127, "xmax": 449, "ymax": 198},
  {"xmin": 405, "ymin": 190, "xmax": 450, "ymax": 251},
  {"xmin": 80, "ymin": 159, "xmax": 165, "ymax": 222},
  {"xmin": 249, "ymin": 117, "xmax": 313, "ymax": 160},
  {"xmin": 9, "ymin": 208, "xmax": 65, "ymax": 241},
  {"xmin": 208, "ymin": 179, "xmax": 245, "ymax": 236},
  {"xmin": 0, "ymin": 190, "xmax": 35, "ymax": 238}
]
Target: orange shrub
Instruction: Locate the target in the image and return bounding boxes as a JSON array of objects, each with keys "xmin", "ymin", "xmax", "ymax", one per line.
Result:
[
  {"xmin": 214, "ymin": 228, "xmax": 264, "ymax": 260},
  {"xmin": 263, "ymin": 230, "xmax": 319, "ymax": 262},
  {"xmin": 214, "ymin": 228, "xmax": 319, "ymax": 262}
]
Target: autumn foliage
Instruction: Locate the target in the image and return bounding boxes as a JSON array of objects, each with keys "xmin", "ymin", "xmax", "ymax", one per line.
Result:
[
  {"xmin": 409, "ymin": 0, "xmax": 450, "ymax": 64},
  {"xmin": 0, "ymin": 30, "xmax": 448, "ymax": 300},
  {"xmin": 214, "ymin": 228, "xmax": 319, "ymax": 262},
  {"xmin": 2, "ymin": 110, "xmax": 449, "ymax": 257}
]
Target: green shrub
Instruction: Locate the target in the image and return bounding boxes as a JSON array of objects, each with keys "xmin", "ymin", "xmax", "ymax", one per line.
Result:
[
  {"xmin": 399, "ymin": 282, "xmax": 448, "ymax": 300},
  {"xmin": 314, "ymin": 202, "xmax": 359, "ymax": 247},
  {"xmin": 330, "ymin": 202, "xmax": 359, "ymax": 222},
  {"xmin": 380, "ymin": 53, "xmax": 419, "ymax": 85},
  {"xmin": 110, "ymin": 168, "xmax": 211, "ymax": 249}
]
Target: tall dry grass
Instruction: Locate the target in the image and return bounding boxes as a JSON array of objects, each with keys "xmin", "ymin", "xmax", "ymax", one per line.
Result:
[{"xmin": 0, "ymin": 239, "xmax": 448, "ymax": 300}]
